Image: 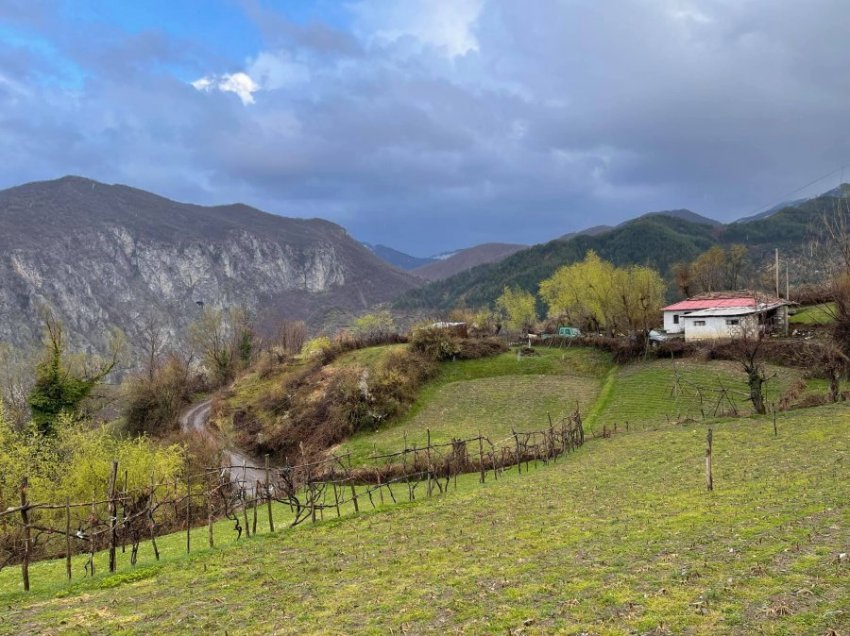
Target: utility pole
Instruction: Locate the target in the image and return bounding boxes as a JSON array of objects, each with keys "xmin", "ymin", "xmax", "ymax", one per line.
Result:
[
  {"xmin": 775, "ymin": 248, "xmax": 780, "ymax": 298},
  {"xmin": 785, "ymin": 263, "xmax": 790, "ymax": 336}
]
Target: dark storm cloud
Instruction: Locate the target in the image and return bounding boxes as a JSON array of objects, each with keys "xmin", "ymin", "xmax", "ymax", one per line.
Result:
[{"xmin": 2, "ymin": 1, "xmax": 850, "ymax": 254}]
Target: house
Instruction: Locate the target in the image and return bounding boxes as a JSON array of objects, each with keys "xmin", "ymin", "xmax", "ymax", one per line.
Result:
[{"xmin": 661, "ymin": 292, "xmax": 792, "ymax": 342}]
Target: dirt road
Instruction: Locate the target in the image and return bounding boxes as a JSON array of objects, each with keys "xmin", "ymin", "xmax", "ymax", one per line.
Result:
[{"xmin": 179, "ymin": 400, "xmax": 269, "ymax": 492}]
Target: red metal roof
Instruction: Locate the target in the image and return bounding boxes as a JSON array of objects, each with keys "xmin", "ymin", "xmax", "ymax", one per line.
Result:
[{"xmin": 662, "ymin": 297, "xmax": 757, "ymax": 312}]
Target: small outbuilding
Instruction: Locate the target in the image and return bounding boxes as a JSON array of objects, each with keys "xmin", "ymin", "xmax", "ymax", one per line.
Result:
[{"xmin": 661, "ymin": 292, "xmax": 792, "ymax": 342}]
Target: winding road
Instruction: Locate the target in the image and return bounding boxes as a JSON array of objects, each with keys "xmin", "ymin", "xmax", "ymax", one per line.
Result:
[{"xmin": 180, "ymin": 400, "xmax": 268, "ymax": 491}]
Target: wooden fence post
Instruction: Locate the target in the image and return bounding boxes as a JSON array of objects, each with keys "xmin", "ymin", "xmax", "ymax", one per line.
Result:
[
  {"xmin": 241, "ymin": 462, "xmax": 251, "ymax": 538},
  {"xmin": 426, "ymin": 429, "xmax": 433, "ymax": 497},
  {"xmin": 89, "ymin": 500, "xmax": 96, "ymax": 576},
  {"xmin": 121, "ymin": 469, "xmax": 128, "ymax": 555},
  {"xmin": 347, "ymin": 455, "xmax": 359, "ymax": 514},
  {"xmin": 265, "ymin": 455, "xmax": 275, "ymax": 533},
  {"xmin": 108, "ymin": 459, "xmax": 119, "ymax": 573},
  {"xmin": 513, "ymin": 430, "xmax": 521, "ymax": 474},
  {"xmin": 19, "ymin": 477, "xmax": 31, "ymax": 592},
  {"xmin": 253, "ymin": 481, "xmax": 260, "ymax": 535},
  {"xmin": 206, "ymin": 472, "xmax": 214, "ymax": 548},
  {"xmin": 185, "ymin": 471, "xmax": 192, "ymax": 554},
  {"xmin": 65, "ymin": 497, "xmax": 72, "ymax": 582},
  {"xmin": 478, "ymin": 433, "xmax": 485, "ymax": 484},
  {"xmin": 706, "ymin": 428, "xmax": 714, "ymax": 491},
  {"xmin": 149, "ymin": 475, "xmax": 160, "ymax": 561}
]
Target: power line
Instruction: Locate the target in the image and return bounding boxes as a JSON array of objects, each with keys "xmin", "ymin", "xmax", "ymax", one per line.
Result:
[{"xmin": 741, "ymin": 164, "xmax": 848, "ymax": 219}]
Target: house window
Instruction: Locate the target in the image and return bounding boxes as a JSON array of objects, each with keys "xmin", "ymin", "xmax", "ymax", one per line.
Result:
[
  {"xmin": 693, "ymin": 320, "xmax": 706, "ymax": 326},
  {"xmin": 726, "ymin": 319, "xmax": 739, "ymax": 326},
  {"xmin": 673, "ymin": 314, "xmax": 679, "ymax": 324}
]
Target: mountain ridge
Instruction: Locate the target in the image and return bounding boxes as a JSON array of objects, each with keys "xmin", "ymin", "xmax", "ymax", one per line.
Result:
[{"xmin": 0, "ymin": 176, "xmax": 418, "ymax": 356}]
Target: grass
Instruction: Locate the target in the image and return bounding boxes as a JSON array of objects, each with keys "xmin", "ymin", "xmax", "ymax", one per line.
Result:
[
  {"xmin": 789, "ymin": 303, "xmax": 836, "ymax": 325},
  {"xmin": 4, "ymin": 404, "xmax": 850, "ymax": 634},
  {"xmin": 329, "ymin": 344, "xmax": 407, "ymax": 370},
  {"xmin": 339, "ymin": 347, "xmax": 611, "ymax": 464},
  {"xmin": 589, "ymin": 359, "xmax": 806, "ymax": 432}
]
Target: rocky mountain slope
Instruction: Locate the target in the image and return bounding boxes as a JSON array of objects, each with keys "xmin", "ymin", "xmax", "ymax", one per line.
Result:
[{"xmin": 0, "ymin": 176, "xmax": 418, "ymax": 356}]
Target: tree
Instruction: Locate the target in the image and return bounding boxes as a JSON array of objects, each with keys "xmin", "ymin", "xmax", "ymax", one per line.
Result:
[
  {"xmin": 275, "ymin": 320, "xmax": 308, "ymax": 356},
  {"xmin": 539, "ymin": 251, "xmax": 665, "ymax": 336},
  {"xmin": 612, "ymin": 265, "xmax": 667, "ymax": 336},
  {"xmin": 732, "ymin": 331, "xmax": 770, "ymax": 415},
  {"xmin": 684, "ymin": 244, "xmax": 752, "ymax": 295},
  {"xmin": 352, "ymin": 310, "xmax": 396, "ymax": 339},
  {"xmin": 189, "ymin": 307, "xmax": 256, "ymax": 385},
  {"xmin": 27, "ymin": 312, "xmax": 121, "ymax": 435},
  {"xmin": 496, "ymin": 286, "xmax": 537, "ymax": 334}
]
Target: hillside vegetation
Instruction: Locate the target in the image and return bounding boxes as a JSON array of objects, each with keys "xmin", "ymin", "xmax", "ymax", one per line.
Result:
[
  {"xmin": 3, "ymin": 401, "xmax": 849, "ymax": 634},
  {"xmin": 395, "ymin": 189, "xmax": 850, "ymax": 311}
]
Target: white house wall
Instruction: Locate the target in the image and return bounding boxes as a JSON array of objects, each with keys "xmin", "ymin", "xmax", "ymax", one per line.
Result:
[
  {"xmin": 683, "ymin": 314, "xmax": 758, "ymax": 341},
  {"xmin": 663, "ymin": 311, "xmax": 685, "ymax": 334}
]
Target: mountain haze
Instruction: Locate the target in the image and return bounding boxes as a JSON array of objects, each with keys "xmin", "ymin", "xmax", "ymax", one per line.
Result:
[
  {"xmin": 412, "ymin": 243, "xmax": 527, "ymax": 281},
  {"xmin": 0, "ymin": 176, "xmax": 417, "ymax": 355}
]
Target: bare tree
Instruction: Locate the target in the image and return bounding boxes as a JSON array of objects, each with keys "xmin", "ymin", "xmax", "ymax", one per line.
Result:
[{"xmin": 732, "ymin": 331, "xmax": 771, "ymax": 415}]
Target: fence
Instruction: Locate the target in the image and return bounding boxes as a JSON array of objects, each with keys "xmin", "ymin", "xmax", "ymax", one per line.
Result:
[{"xmin": 0, "ymin": 409, "xmax": 585, "ymax": 592}]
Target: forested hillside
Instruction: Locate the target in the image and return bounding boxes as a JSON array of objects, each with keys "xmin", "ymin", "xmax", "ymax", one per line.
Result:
[{"xmin": 396, "ymin": 189, "xmax": 850, "ymax": 311}]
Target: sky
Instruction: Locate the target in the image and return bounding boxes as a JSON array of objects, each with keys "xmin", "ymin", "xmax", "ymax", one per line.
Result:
[{"xmin": 2, "ymin": 0, "xmax": 850, "ymax": 256}]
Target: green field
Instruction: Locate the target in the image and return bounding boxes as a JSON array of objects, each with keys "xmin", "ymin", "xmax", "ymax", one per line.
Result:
[
  {"xmin": 789, "ymin": 303, "xmax": 836, "ymax": 325},
  {"xmin": 589, "ymin": 359, "xmax": 806, "ymax": 432},
  {"xmin": 4, "ymin": 404, "xmax": 850, "ymax": 634},
  {"xmin": 340, "ymin": 347, "xmax": 611, "ymax": 464}
]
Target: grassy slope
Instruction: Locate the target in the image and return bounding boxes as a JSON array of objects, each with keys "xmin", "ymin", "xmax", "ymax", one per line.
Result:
[
  {"xmin": 589, "ymin": 359, "xmax": 806, "ymax": 432},
  {"xmin": 790, "ymin": 303, "xmax": 836, "ymax": 325},
  {"xmin": 4, "ymin": 405, "xmax": 850, "ymax": 634},
  {"xmin": 340, "ymin": 347, "xmax": 612, "ymax": 464}
]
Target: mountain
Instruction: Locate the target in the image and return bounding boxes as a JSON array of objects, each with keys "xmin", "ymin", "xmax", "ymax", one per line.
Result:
[
  {"xmin": 411, "ymin": 243, "xmax": 527, "ymax": 281},
  {"xmin": 0, "ymin": 176, "xmax": 418, "ymax": 355},
  {"xmin": 394, "ymin": 190, "xmax": 850, "ymax": 312},
  {"xmin": 736, "ymin": 198, "xmax": 807, "ymax": 223},
  {"xmin": 362, "ymin": 243, "xmax": 435, "ymax": 270},
  {"xmin": 638, "ymin": 208, "xmax": 721, "ymax": 227},
  {"xmin": 558, "ymin": 224, "xmax": 614, "ymax": 241}
]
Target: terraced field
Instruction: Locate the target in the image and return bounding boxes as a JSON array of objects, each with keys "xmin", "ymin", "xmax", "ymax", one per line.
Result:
[
  {"xmin": 5, "ymin": 404, "xmax": 850, "ymax": 634},
  {"xmin": 340, "ymin": 347, "xmax": 611, "ymax": 464}
]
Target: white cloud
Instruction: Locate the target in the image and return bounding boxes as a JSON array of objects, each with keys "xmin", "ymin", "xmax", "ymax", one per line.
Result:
[
  {"xmin": 352, "ymin": 0, "xmax": 484, "ymax": 57},
  {"xmin": 248, "ymin": 51, "xmax": 310, "ymax": 91},
  {"xmin": 191, "ymin": 71, "xmax": 259, "ymax": 105}
]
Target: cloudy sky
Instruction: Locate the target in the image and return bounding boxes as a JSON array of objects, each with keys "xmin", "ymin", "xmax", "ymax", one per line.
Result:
[{"xmin": 2, "ymin": 1, "xmax": 850, "ymax": 255}]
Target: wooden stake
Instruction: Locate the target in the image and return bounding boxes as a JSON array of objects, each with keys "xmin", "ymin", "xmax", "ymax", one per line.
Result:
[
  {"xmin": 149, "ymin": 475, "xmax": 160, "ymax": 561},
  {"xmin": 478, "ymin": 433, "xmax": 485, "ymax": 484},
  {"xmin": 241, "ymin": 462, "xmax": 251, "ymax": 538},
  {"xmin": 65, "ymin": 497, "xmax": 72, "ymax": 582},
  {"xmin": 513, "ymin": 431, "xmax": 521, "ymax": 474},
  {"xmin": 253, "ymin": 481, "xmax": 260, "ymax": 535},
  {"xmin": 426, "ymin": 429, "xmax": 433, "ymax": 497},
  {"xmin": 89, "ymin": 500, "xmax": 96, "ymax": 576},
  {"xmin": 108, "ymin": 460, "xmax": 119, "ymax": 572},
  {"xmin": 348, "ymin": 455, "xmax": 359, "ymax": 514},
  {"xmin": 185, "ymin": 471, "xmax": 191, "ymax": 554},
  {"xmin": 706, "ymin": 428, "xmax": 714, "ymax": 491},
  {"xmin": 19, "ymin": 477, "xmax": 30, "ymax": 592},
  {"xmin": 265, "ymin": 454, "xmax": 275, "ymax": 533},
  {"xmin": 206, "ymin": 473, "xmax": 214, "ymax": 548}
]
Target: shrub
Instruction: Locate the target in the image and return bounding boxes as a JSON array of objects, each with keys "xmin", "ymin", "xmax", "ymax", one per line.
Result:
[{"xmin": 123, "ymin": 355, "xmax": 200, "ymax": 436}]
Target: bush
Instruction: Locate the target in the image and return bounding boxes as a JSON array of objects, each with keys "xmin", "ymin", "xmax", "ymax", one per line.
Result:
[
  {"xmin": 123, "ymin": 355, "xmax": 201, "ymax": 436},
  {"xmin": 411, "ymin": 327, "xmax": 507, "ymax": 361}
]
